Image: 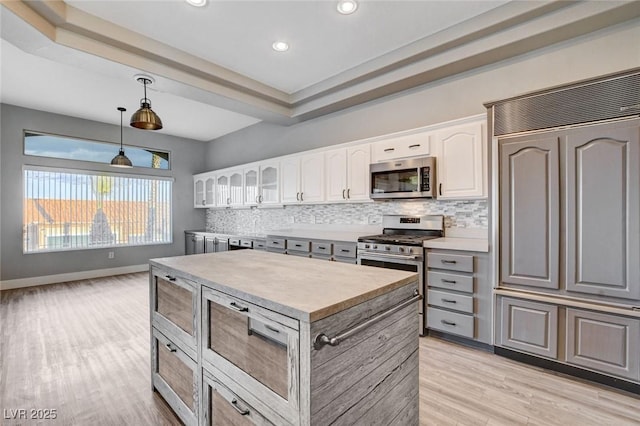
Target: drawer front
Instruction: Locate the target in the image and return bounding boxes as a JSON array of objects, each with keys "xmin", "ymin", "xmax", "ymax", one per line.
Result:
[
  {"xmin": 427, "ymin": 307, "xmax": 474, "ymax": 338},
  {"xmin": 202, "ymin": 288, "xmax": 299, "ymax": 424},
  {"xmin": 371, "ymin": 132, "xmax": 430, "ymax": 162},
  {"xmin": 229, "ymin": 238, "xmax": 241, "ymax": 246},
  {"xmin": 152, "ymin": 328, "xmax": 198, "ymax": 426},
  {"xmin": 287, "ymin": 239, "xmax": 310, "ymax": 252},
  {"xmin": 499, "ymin": 297, "xmax": 558, "ymax": 359},
  {"xmin": 254, "ymin": 240, "xmax": 267, "ymax": 250},
  {"xmin": 427, "ymin": 289, "xmax": 473, "ymax": 314},
  {"xmin": 427, "ymin": 271, "xmax": 473, "ymax": 293},
  {"xmin": 566, "ymin": 308, "xmax": 640, "ymax": 380},
  {"xmin": 427, "ymin": 253, "xmax": 474, "ymax": 273},
  {"xmin": 266, "ymin": 238, "xmax": 286, "ymax": 249},
  {"xmin": 311, "ymin": 242, "xmax": 332, "ymax": 255},
  {"xmin": 203, "ymin": 370, "xmax": 274, "ymax": 426},
  {"xmin": 333, "ymin": 243, "xmax": 357, "ymax": 258},
  {"xmin": 152, "ymin": 269, "xmax": 197, "ymax": 353},
  {"xmin": 240, "ymin": 240, "xmax": 253, "ymax": 248}
]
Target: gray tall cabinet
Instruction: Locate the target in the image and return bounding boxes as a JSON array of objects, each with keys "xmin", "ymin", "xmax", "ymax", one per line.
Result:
[{"xmin": 496, "ymin": 115, "xmax": 640, "ymax": 386}]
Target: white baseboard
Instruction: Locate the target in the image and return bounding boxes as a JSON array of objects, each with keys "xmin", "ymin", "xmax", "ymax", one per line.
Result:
[{"xmin": 0, "ymin": 264, "xmax": 149, "ymax": 291}]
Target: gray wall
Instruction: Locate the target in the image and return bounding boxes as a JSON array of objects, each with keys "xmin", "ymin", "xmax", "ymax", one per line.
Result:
[
  {"xmin": 0, "ymin": 104, "xmax": 207, "ymax": 281},
  {"xmin": 206, "ymin": 19, "xmax": 640, "ymax": 169}
]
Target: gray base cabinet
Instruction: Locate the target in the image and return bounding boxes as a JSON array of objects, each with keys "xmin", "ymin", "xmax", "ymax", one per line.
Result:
[
  {"xmin": 566, "ymin": 308, "xmax": 640, "ymax": 381},
  {"xmin": 498, "ymin": 297, "xmax": 558, "ymax": 359},
  {"xmin": 426, "ymin": 249, "xmax": 491, "ymax": 344}
]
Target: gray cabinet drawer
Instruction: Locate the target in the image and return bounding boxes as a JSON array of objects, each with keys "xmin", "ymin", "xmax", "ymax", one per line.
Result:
[
  {"xmin": 427, "ymin": 307, "xmax": 474, "ymax": 339},
  {"xmin": 229, "ymin": 238, "xmax": 241, "ymax": 246},
  {"xmin": 266, "ymin": 238, "xmax": 286, "ymax": 249},
  {"xmin": 333, "ymin": 243, "xmax": 356, "ymax": 258},
  {"xmin": 311, "ymin": 242, "xmax": 332, "ymax": 255},
  {"xmin": 427, "ymin": 271, "xmax": 473, "ymax": 293},
  {"xmin": 428, "ymin": 289, "xmax": 473, "ymax": 314},
  {"xmin": 254, "ymin": 240, "xmax": 267, "ymax": 250},
  {"xmin": 287, "ymin": 239, "xmax": 310, "ymax": 252},
  {"xmin": 566, "ymin": 308, "xmax": 640, "ymax": 380},
  {"xmin": 427, "ymin": 253, "xmax": 473, "ymax": 273},
  {"xmin": 240, "ymin": 240, "xmax": 253, "ymax": 248}
]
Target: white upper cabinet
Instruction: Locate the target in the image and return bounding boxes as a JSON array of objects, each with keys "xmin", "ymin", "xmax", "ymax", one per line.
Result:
[
  {"xmin": 326, "ymin": 145, "xmax": 371, "ymax": 202},
  {"xmin": 194, "ymin": 175, "xmax": 206, "ymax": 208},
  {"xmin": 371, "ymin": 131, "xmax": 430, "ymax": 162},
  {"xmin": 205, "ymin": 175, "xmax": 216, "ymax": 207},
  {"xmin": 281, "ymin": 153, "xmax": 325, "ymax": 204},
  {"xmin": 243, "ymin": 166, "xmax": 259, "ymax": 206},
  {"xmin": 216, "ymin": 174, "xmax": 230, "ymax": 206},
  {"xmin": 434, "ymin": 120, "xmax": 486, "ymax": 199},
  {"xmin": 228, "ymin": 170, "xmax": 244, "ymax": 206},
  {"xmin": 259, "ymin": 162, "xmax": 280, "ymax": 205}
]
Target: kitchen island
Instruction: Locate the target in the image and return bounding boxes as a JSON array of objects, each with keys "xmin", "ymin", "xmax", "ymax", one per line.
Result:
[{"xmin": 149, "ymin": 249, "xmax": 420, "ymax": 426}]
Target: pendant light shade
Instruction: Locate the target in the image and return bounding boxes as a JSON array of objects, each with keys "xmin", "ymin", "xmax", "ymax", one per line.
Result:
[
  {"xmin": 111, "ymin": 107, "xmax": 133, "ymax": 168},
  {"xmin": 130, "ymin": 76, "xmax": 163, "ymax": 130}
]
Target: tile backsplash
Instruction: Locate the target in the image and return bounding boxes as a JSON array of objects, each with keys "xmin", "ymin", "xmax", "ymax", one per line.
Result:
[{"xmin": 206, "ymin": 199, "xmax": 487, "ymax": 234}]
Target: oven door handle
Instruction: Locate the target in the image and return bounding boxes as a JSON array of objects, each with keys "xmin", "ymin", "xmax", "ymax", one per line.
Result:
[{"xmin": 358, "ymin": 252, "xmax": 421, "ymax": 261}]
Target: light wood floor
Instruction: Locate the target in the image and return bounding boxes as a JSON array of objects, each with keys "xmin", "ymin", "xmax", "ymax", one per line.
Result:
[{"xmin": 1, "ymin": 273, "xmax": 638, "ymax": 425}]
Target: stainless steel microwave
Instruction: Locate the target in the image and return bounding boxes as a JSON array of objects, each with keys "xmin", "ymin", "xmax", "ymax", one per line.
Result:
[{"xmin": 370, "ymin": 156, "xmax": 436, "ymax": 199}]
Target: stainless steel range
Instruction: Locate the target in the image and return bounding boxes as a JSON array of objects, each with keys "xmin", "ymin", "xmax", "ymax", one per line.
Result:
[{"xmin": 357, "ymin": 215, "xmax": 444, "ymax": 336}]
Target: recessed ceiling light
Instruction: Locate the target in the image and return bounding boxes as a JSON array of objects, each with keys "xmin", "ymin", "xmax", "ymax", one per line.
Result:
[
  {"xmin": 272, "ymin": 41, "xmax": 290, "ymax": 52},
  {"xmin": 337, "ymin": 0, "xmax": 358, "ymax": 15},
  {"xmin": 186, "ymin": 0, "xmax": 207, "ymax": 7}
]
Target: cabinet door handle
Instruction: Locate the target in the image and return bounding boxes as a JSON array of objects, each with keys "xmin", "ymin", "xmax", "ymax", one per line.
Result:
[
  {"xmin": 342, "ymin": 189, "xmax": 346, "ymax": 199},
  {"xmin": 441, "ymin": 260, "xmax": 457, "ymax": 264},
  {"xmin": 227, "ymin": 197, "xmax": 231, "ymax": 205},
  {"xmin": 264, "ymin": 324, "xmax": 280, "ymax": 333},
  {"xmin": 295, "ymin": 244, "xmax": 302, "ymax": 247},
  {"xmin": 318, "ymin": 246, "xmax": 326, "ymax": 250},
  {"xmin": 272, "ymin": 241, "xmax": 280, "ymax": 245},
  {"xmin": 341, "ymin": 249, "xmax": 350, "ymax": 253},
  {"xmin": 229, "ymin": 302, "xmax": 249, "ymax": 312},
  {"xmin": 439, "ymin": 183, "xmax": 442, "ymax": 196},
  {"xmin": 230, "ymin": 399, "xmax": 250, "ymax": 416},
  {"xmin": 408, "ymin": 144, "xmax": 420, "ymax": 148},
  {"xmin": 202, "ymin": 200, "xmax": 206, "ymax": 206},
  {"xmin": 442, "ymin": 279, "xmax": 457, "ymax": 284},
  {"xmin": 300, "ymin": 192, "xmax": 304, "ymax": 201},
  {"xmin": 165, "ymin": 343, "xmax": 177, "ymax": 353},
  {"xmin": 441, "ymin": 320, "xmax": 457, "ymax": 326},
  {"xmin": 165, "ymin": 275, "xmax": 176, "ymax": 282},
  {"xmin": 259, "ymin": 195, "xmax": 263, "ymax": 203},
  {"xmin": 347, "ymin": 188, "xmax": 350, "ymax": 199},
  {"xmin": 255, "ymin": 195, "xmax": 259, "ymax": 203},
  {"xmin": 442, "ymin": 299, "xmax": 457, "ymax": 304},
  {"xmin": 296, "ymin": 192, "xmax": 300, "ymax": 201},
  {"xmin": 383, "ymin": 148, "xmax": 395, "ymax": 152}
]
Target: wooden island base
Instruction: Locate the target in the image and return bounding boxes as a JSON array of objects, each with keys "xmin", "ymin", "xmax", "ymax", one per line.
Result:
[{"xmin": 149, "ymin": 250, "xmax": 420, "ymax": 425}]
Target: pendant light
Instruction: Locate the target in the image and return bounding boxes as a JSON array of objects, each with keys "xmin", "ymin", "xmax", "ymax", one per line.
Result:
[
  {"xmin": 130, "ymin": 76, "xmax": 163, "ymax": 130},
  {"xmin": 111, "ymin": 107, "xmax": 133, "ymax": 168}
]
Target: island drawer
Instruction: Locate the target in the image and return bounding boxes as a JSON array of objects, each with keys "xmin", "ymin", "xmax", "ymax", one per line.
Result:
[
  {"xmin": 203, "ymin": 369, "xmax": 277, "ymax": 426},
  {"xmin": 266, "ymin": 238, "xmax": 286, "ymax": 250},
  {"xmin": 427, "ymin": 289, "xmax": 473, "ymax": 314},
  {"xmin": 240, "ymin": 240, "xmax": 253, "ymax": 248},
  {"xmin": 201, "ymin": 288, "xmax": 300, "ymax": 425},
  {"xmin": 427, "ymin": 307, "xmax": 474, "ymax": 339},
  {"xmin": 333, "ymin": 243, "xmax": 357, "ymax": 258},
  {"xmin": 427, "ymin": 253, "xmax": 474, "ymax": 273},
  {"xmin": 311, "ymin": 242, "xmax": 332, "ymax": 255},
  {"xmin": 253, "ymin": 239, "xmax": 267, "ymax": 250},
  {"xmin": 151, "ymin": 267, "xmax": 198, "ymax": 354},
  {"xmin": 287, "ymin": 239, "xmax": 311, "ymax": 252},
  {"xmin": 152, "ymin": 328, "xmax": 198, "ymax": 426},
  {"xmin": 427, "ymin": 271, "xmax": 473, "ymax": 293}
]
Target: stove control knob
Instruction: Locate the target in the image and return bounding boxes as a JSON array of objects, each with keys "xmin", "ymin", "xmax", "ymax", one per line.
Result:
[
  {"xmin": 364, "ymin": 244, "xmax": 370, "ymax": 249},
  {"xmin": 385, "ymin": 245, "xmax": 391, "ymax": 251},
  {"xmin": 398, "ymin": 247, "xmax": 405, "ymax": 253},
  {"xmin": 373, "ymin": 245, "xmax": 378, "ymax": 250}
]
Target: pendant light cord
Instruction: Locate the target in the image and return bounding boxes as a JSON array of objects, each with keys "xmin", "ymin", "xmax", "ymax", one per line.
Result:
[{"xmin": 120, "ymin": 109, "xmax": 123, "ymax": 150}]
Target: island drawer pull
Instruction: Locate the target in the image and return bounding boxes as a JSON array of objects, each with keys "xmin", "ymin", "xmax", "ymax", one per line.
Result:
[
  {"xmin": 264, "ymin": 324, "xmax": 280, "ymax": 333},
  {"xmin": 441, "ymin": 279, "xmax": 457, "ymax": 284},
  {"xmin": 442, "ymin": 299, "xmax": 457, "ymax": 304},
  {"xmin": 408, "ymin": 144, "xmax": 421, "ymax": 148},
  {"xmin": 383, "ymin": 148, "xmax": 395, "ymax": 152},
  {"xmin": 341, "ymin": 249, "xmax": 350, "ymax": 253},
  {"xmin": 165, "ymin": 275, "xmax": 176, "ymax": 282},
  {"xmin": 314, "ymin": 289, "xmax": 421, "ymax": 350},
  {"xmin": 441, "ymin": 260, "xmax": 457, "ymax": 264},
  {"xmin": 229, "ymin": 302, "xmax": 249, "ymax": 312},
  {"xmin": 165, "ymin": 343, "xmax": 177, "ymax": 353},
  {"xmin": 441, "ymin": 320, "xmax": 457, "ymax": 326},
  {"xmin": 230, "ymin": 399, "xmax": 250, "ymax": 416}
]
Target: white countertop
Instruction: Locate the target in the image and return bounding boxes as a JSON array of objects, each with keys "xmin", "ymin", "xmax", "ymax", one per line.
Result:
[{"xmin": 424, "ymin": 237, "xmax": 489, "ymax": 252}]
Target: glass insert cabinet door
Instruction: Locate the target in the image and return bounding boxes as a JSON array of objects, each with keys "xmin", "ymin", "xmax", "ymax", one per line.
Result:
[
  {"xmin": 201, "ymin": 287, "xmax": 299, "ymax": 423},
  {"xmin": 229, "ymin": 172, "xmax": 243, "ymax": 206},
  {"xmin": 260, "ymin": 165, "xmax": 279, "ymax": 204},
  {"xmin": 244, "ymin": 168, "xmax": 258, "ymax": 205},
  {"xmin": 216, "ymin": 175, "xmax": 229, "ymax": 206}
]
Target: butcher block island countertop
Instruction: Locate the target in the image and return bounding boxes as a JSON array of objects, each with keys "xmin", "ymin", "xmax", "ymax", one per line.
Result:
[{"xmin": 149, "ymin": 250, "xmax": 421, "ymax": 426}]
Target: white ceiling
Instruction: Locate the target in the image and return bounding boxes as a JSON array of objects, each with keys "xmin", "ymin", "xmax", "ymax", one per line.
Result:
[{"xmin": 2, "ymin": 1, "xmax": 638, "ymax": 141}]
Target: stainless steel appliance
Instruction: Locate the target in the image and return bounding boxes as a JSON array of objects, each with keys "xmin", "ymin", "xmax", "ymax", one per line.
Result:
[
  {"xmin": 357, "ymin": 215, "xmax": 444, "ymax": 335},
  {"xmin": 370, "ymin": 156, "xmax": 436, "ymax": 199}
]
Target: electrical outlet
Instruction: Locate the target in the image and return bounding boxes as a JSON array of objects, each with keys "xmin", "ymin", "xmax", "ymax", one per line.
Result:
[{"xmin": 108, "ymin": 251, "xmax": 115, "ymax": 259}]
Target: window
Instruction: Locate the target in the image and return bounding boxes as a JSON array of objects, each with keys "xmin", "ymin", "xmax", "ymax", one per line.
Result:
[
  {"xmin": 24, "ymin": 167, "xmax": 172, "ymax": 253},
  {"xmin": 24, "ymin": 131, "xmax": 170, "ymax": 169}
]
